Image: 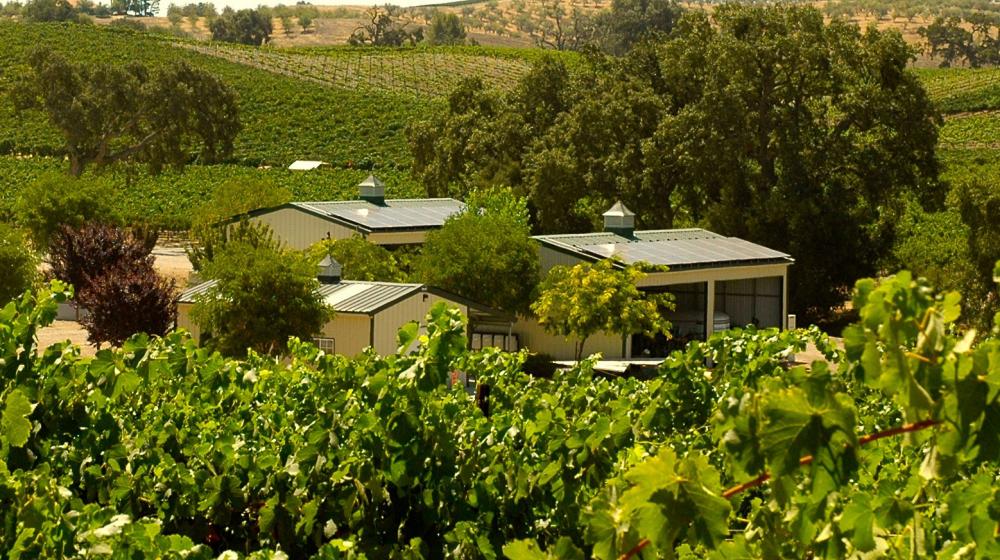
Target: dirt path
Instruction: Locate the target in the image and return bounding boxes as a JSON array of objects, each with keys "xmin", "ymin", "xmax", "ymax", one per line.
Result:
[{"xmin": 35, "ymin": 320, "xmax": 96, "ymax": 358}]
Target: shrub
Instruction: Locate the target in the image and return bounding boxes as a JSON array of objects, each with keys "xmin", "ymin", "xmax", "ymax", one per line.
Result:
[
  {"xmin": 0, "ymin": 223, "xmax": 39, "ymax": 304},
  {"xmin": 15, "ymin": 174, "xmax": 119, "ymax": 249}
]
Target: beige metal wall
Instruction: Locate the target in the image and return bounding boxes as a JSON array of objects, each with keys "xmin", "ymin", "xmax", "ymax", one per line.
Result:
[
  {"xmin": 318, "ymin": 314, "xmax": 373, "ymax": 356},
  {"xmin": 175, "ymin": 302, "xmax": 201, "ymax": 342},
  {"xmin": 538, "ymin": 246, "xmax": 586, "ymax": 273},
  {"xmin": 513, "ymin": 317, "xmax": 627, "ymax": 361},
  {"xmin": 248, "ymin": 208, "xmax": 357, "ymax": 250},
  {"xmin": 367, "ymin": 231, "xmax": 428, "ymax": 245},
  {"xmin": 372, "ymin": 293, "xmax": 469, "ymax": 355}
]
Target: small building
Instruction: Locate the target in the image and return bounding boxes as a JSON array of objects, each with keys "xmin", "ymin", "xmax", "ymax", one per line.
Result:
[
  {"xmin": 520, "ymin": 202, "xmax": 794, "ymax": 360},
  {"xmin": 175, "ymin": 258, "xmax": 515, "ymax": 357},
  {"xmin": 232, "ymin": 175, "xmax": 465, "ymax": 249}
]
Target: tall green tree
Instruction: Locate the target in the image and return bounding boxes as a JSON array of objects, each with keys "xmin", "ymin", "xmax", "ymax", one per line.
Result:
[
  {"xmin": 193, "ymin": 243, "xmax": 332, "ymax": 357},
  {"xmin": 531, "ymin": 260, "xmax": 673, "ymax": 361},
  {"xmin": 594, "ymin": 0, "xmax": 683, "ymax": 54},
  {"xmin": 416, "ymin": 189, "xmax": 538, "ymax": 314},
  {"xmin": 411, "ymin": 5, "xmax": 942, "ymax": 320},
  {"xmin": 426, "ymin": 12, "xmax": 466, "ymax": 45},
  {"xmin": 650, "ymin": 6, "xmax": 941, "ymax": 317},
  {"xmin": 13, "ymin": 49, "xmax": 240, "ymax": 177}
]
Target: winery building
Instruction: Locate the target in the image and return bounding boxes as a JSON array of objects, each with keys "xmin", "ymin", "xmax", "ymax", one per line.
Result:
[
  {"xmin": 517, "ymin": 202, "xmax": 795, "ymax": 360},
  {"xmin": 230, "ymin": 175, "xmax": 465, "ymax": 249},
  {"xmin": 175, "ymin": 258, "xmax": 516, "ymax": 356}
]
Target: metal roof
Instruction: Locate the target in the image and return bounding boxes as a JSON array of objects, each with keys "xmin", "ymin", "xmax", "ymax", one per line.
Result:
[
  {"xmin": 285, "ymin": 198, "xmax": 466, "ymax": 232},
  {"xmin": 535, "ymin": 228, "xmax": 793, "ymax": 270},
  {"xmin": 178, "ymin": 279, "xmax": 423, "ymax": 314},
  {"xmin": 316, "ymin": 281, "xmax": 422, "ymax": 313}
]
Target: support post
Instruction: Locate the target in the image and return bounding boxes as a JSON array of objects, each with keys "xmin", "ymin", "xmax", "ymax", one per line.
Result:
[
  {"xmin": 705, "ymin": 280, "xmax": 716, "ymax": 340},
  {"xmin": 781, "ymin": 273, "xmax": 789, "ymax": 330}
]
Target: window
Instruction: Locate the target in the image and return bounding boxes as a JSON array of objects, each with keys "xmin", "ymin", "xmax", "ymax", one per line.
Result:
[{"xmin": 314, "ymin": 337, "xmax": 335, "ymax": 353}]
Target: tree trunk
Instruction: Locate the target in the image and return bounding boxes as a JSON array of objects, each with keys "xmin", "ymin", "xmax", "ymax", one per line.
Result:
[{"xmin": 69, "ymin": 154, "xmax": 85, "ymax": 177}]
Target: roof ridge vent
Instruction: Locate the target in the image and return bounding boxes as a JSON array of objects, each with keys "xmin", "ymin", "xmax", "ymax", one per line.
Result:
[
  {"xmin": 603, "ymin": 201, "xmax": 635, "ymax": 238},
  {"xmin": 358, "ymin": 175, "xmax": 386, "ymax": 206}
]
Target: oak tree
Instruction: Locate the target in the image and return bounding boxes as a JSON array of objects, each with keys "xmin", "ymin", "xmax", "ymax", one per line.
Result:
[
  {"xmin": 192, "ymin": 243, "xmax": 331, "ymax": 357},
  {"xmin": 13, "ymin": 48, "xmax": 240, "ymax": 176}
]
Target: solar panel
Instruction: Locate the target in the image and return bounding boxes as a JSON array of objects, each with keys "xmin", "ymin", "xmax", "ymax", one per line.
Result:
[
  {"xmin": 579, "ymin": 237, "xmax": 791, "ymax": 267},
  {"xmin": 299, "ymin": 200, "xmax": 465, "ymax": 230}
]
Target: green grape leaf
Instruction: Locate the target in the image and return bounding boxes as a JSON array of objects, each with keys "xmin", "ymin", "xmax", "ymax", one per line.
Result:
[
  {"xmin": 941, "ymin": 291, "xmax": 962, "ymax": 323},
  {"xmin": 621, "ymin": 448, "xmax": 731, "ymax": 551},
  {"xmin": 2, "ymin": 389, "xmax": 34, "ymax": 448},
  {"xmin": 760, "ymin": 386, "xmax": 856, "ymax": 477},
  {"xmin": 839, "ymin": 492, "xmax": 876, "ymax": 552},
  {"xmin": 502, "ymin": 539, "xmax": 550, "ymax": 560}
]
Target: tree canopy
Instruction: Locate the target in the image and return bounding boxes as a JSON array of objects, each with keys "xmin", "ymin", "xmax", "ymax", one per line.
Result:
[
  {"xmin": 192, "ymin": 243, "xmax": 332, "ymax": 357},
  {"xmin": 426, "ymin": 12, "xmax": 466, "ymax": 46},
  {"xmin": 0, "ymin": 224, "xmax": 39, "ymax": 305},
  {"xmin": 410, "ymin": 4, "xmax": 942, "ymax": 320},
  {"xmin": 14, "ymin": 49, "xmax": 241, "ymax": 177},
  {"xmin": 531, "ymin": 259, "xmax": 673, "ymax": 360},
  {"xmin": 416, "ymin": 189, "xmax": 538, "ymax": 314},
  {"xmin": 308, "ymin": 235, "xmax": 405, "ymax": 283},
  {"xmin": 210, "ymin": 8, "xmax": 273, "ymax": 45},
  {"xmin": 14, "ymin": 174, "xmax": 120, "ymax": 249}
]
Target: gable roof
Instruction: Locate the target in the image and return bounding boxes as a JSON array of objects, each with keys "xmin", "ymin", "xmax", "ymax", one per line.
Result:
[
  {"xmin": 176, "ymin": 279, "xmax": 515, "ymax": 321},
  {"xmin": 236, "ymin": 198, "xmax": 466, "ymax": 234},
  {"xmin": 534, "ymin": 228, "xmax": 793, "ymax": 270},
  {"xmin": 177, "ymin": 279, "xmax": 423, "ymax": 314}
]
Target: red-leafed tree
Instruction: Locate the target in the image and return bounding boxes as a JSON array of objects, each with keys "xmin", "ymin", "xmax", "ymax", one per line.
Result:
[
  {"xmin": 78, "ymin": 262, "xmax": 176, "ymax": 346},
  {"xmin": 49, "ymin": 222, "xmax": 174, "ymax": 347},
  {"xmin": 48, "ymin": 223, "xmax": 156, "ymax": 299}
]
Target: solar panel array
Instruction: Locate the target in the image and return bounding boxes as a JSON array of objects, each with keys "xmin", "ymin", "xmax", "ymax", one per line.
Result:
[
  {"xmin": 579, "ymin": 237, "xmax": 791, "ymax": 268},
  {"xmin": 534, "ymin": 228, "xmax": 725, "ymax": 253},
  {"xmin": 296, "ymin": 199, "xmax": 466, "ymax": 231}
]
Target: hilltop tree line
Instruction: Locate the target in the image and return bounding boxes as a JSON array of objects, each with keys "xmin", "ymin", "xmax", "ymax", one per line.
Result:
[
  {"xmin": 919, "ymin": 13, "xmax": 1000, "ymax": 66},
  {"xmin": 0, "ymin": 0, "xmax": 158, "ymax": 19},
  {"xmin": 410, "ymin": 4, "xmax": 944, "ymax": 323}
]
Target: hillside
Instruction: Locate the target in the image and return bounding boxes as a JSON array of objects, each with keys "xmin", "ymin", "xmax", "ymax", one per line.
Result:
[
  {"xmin": 0, "ymin": 20, "xmax": 997, "ymax": 230},
  {"xmin": 0, "ymin": 22, "xmax": 550, "ymax": 227}
]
